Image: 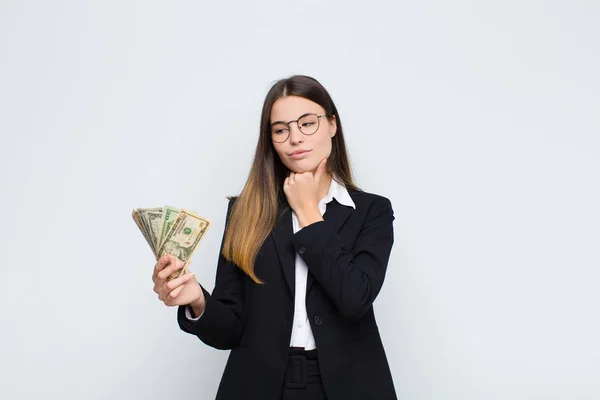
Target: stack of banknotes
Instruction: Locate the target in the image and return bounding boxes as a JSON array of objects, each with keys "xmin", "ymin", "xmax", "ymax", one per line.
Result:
[{"xmin": 132, "ymin": 206, "xmax": 211, "ymax": 281}]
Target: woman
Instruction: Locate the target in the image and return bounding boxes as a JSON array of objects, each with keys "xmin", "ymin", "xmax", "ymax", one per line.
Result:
[{"xmin": 152, "ymin": 75, "xmax": 397, "ymax": 400}]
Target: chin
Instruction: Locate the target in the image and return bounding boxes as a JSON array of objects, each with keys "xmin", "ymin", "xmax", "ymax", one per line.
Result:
[{"xmin": 287, "ymin": 162, "xmax": 317, "ymax": 174}]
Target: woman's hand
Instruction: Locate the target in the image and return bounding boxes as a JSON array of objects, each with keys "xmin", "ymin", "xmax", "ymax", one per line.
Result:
[
  {"xmin": 152, "ymin": 254, "xmax": 205, "ymax": 313},
  {"xmin": 283, "ymin": 158, "xmax": 327, "ymax": 228}
]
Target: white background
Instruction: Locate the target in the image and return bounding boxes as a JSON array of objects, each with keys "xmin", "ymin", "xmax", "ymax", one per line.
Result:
[{"xmin": 1, "ymin": 1, "xmax": 598, "ymax": 399}]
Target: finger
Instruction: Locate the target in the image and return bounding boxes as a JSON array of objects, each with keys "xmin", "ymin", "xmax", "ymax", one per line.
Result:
[
  {"xmin": 166, "ymin": 271, "xmax": 196, "ymax": 291},
  {"xmin": 165, "ymin": 274, "xmax": 195, "ymax": 305},
  {"xmin": 314, "ymin": 158, "xmax": 327, "ymax": 182},
  {"xmin": 154, "ymin": 253, "xmax": 171, "ymax": 275},
  {"xmin": 168, "ymin": 283, "xmax": 186, "ymax": 299},
  {"xmin": 162, "ymin": 263, "xmax": 183, "ymax": 282},
  {"xmin": 157, "ymin": 259, "xmax": 184, "ymax": 281}
]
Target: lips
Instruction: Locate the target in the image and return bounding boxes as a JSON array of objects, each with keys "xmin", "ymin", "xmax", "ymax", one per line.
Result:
[
  {"xmin": 289, "ymin": 150, "xmax": 311, "ymax": 159},
  {"xmin": 290, "ymin": 150, "xmax": 309, "ymax": 156}
]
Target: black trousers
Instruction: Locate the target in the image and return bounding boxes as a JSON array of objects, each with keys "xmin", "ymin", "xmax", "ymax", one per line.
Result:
[{"xmin": 280, "ymin": 347, "xmax": 328, "ymax": 400}]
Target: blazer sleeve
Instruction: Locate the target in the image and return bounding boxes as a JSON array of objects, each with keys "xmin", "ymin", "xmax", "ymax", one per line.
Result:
[
  {"xmin": 176, "ymin": 197, "xmax": 245, "ymax": 350},
  {"xmin": 291, "ymin": 195, "xmax": 394, "ymax": 321}
]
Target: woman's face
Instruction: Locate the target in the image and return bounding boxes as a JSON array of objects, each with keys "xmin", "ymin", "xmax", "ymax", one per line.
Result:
[{"xmin": 270, "ymin": 95, "xmax": 336, "ymax": 174}]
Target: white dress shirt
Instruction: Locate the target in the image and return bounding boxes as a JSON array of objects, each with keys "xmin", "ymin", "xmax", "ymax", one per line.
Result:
[{"xmin": 185, "ymin": 177, "xmax": 356, "ymax": 350}]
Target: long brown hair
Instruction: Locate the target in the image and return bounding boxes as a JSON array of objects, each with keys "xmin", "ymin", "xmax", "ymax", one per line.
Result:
[{"xmin": 222, "ymin": 75, "xmax": 360, "ymax": 283}]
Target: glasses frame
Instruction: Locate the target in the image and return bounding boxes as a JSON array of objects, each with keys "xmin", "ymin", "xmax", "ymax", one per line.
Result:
[{"xmin": 269, "ymin": 113, "xmax": 330, "ymax": 143}]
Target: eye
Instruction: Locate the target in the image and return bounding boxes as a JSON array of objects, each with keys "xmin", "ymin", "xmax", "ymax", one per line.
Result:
[{"xmin": 301, "ymin": 122, "xmax": 315, "ymax": 127}]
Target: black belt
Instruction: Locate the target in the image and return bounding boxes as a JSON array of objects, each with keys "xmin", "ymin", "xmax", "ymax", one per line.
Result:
[{"xmin": 284, "ymin": 347, "xmax": 322, "ymax": 389}]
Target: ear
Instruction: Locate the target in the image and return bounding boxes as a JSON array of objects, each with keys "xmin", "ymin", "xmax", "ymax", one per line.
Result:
[{"xmin": 329, "ymin": 115, "xmax": 337, "ymax": 137}]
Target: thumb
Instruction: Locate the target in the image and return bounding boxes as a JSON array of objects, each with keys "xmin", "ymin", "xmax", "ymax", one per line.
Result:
[{"xmin": 314, "ymin": 158, "xmax": 327, "ymax": 182}]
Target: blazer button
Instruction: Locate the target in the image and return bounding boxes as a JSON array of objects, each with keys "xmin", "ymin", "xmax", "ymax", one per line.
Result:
[
  {"xmin": 298, "ymin": 247, "xmax": 306, "ymax": 255},
  {"xmin": 314, "ymin": 315, "xmax": 322, "ymax": 326}
]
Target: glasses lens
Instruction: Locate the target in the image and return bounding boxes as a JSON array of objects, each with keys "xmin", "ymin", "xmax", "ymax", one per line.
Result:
[
  {"xmin": 298, "ymin": 114, "xmax": 319, "ymax": 135},
  {"xmin": 271, "ymin": 123, "xmax": 289, "ymax": 142}
]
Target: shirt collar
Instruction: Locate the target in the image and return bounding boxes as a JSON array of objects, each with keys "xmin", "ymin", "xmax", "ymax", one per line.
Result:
[{"xmin": 320, "ymin": 176, "xmax": 356, "ymax": 209}]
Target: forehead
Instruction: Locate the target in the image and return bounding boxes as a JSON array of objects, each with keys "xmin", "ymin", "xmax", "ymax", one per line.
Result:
[{"xmin": 270, "ymin": 95, "xmax": 325, "ymax": 122}]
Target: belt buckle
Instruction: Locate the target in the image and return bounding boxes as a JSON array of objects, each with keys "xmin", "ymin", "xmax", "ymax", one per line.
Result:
[{"xmin": 285, "ymin": 354, "xmax": 307, "ymax": 389}]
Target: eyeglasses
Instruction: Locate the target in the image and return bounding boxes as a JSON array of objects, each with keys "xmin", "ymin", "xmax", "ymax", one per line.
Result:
[{"xmin": 269, "ymin": 113, "xmax": 329, "ymax": 143}]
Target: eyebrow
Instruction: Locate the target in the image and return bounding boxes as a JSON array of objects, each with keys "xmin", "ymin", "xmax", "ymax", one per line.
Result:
[{"xmin": 270, "ymin": 112, "xmax": 315, "ymax": 125}]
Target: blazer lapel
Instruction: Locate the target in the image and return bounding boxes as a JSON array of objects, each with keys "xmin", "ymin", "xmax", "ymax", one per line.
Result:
[
  {"xmin": 272, "ymin": 206, "xmax": 296, "ymax": 297},
  {"xmin": 271, "ymin": 199, "xmax": 354, "ymax": 297},
  {"xmin": 306, "ymin": 199, "xmax": 353, "ymax": 293}
]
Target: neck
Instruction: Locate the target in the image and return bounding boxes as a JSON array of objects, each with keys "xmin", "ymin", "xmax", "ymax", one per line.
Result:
[{"xmin": 318, "ymin": 173, "xmax": 332, "ymax": 201}]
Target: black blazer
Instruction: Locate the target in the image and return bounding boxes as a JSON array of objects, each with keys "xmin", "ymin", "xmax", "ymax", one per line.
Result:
[{"xmin": 177, "ymin": 189, "xmax": 397, "ymax": 400}]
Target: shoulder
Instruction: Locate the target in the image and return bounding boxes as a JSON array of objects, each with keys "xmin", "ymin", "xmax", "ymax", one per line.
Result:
[
  {"xmin": 225, "ymin": 195, "xmax": 240, "ymax": 209},
  {"xmin": 223, "ymin": 196, "xmax": 240, "ymax": 223},
  {"xmin": 348, "ymin": 189, "xmax": 393, "ymax": 212},
  {"xmin": 346, "ymin": 189, "xmax": 395, "ymax": 231}
]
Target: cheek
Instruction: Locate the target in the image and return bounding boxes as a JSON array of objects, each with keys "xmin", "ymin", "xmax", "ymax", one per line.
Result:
[
  {"xmin": 273, "ymin": 145, "xmax": 285, "ymax": 159},
  {"xmin": 272, "ymin": 144, "xmax": 289, "ymax": 165},
  {"xmin": 317, "ymin": 133, "xmax": 333, "ymax": 154}
]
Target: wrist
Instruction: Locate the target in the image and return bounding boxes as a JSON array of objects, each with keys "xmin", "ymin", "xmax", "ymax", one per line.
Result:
[
  {"xmin": 189, "ymin": 296, "xmax": 205, "ymax": 318},
  {"xmin": 297, "ymin": 207, "xmax": 323, "ymax": 228}
]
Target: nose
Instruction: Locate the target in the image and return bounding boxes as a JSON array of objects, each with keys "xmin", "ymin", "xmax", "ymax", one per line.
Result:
[{"xmin": 288, "ymin": 123, "xmax": 304, "ymax": 145}]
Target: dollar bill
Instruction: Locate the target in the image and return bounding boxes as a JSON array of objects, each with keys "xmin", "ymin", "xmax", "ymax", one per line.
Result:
[
  {"xmin": 157, "ymin": 209, "xmax": 211, "ymax": 281},
  {"xmin": 132, "ymin": 209, "xmax": 157, "ymax": 258},
  {"xmin": 132, "ymin": 206, "xmax": 210, "ymax": 281},
  {"xmin": 157, "ymin": 205, "xmax": 181, "ymax": 252},
  {"xmin": 145, "ymin": 208, "xmax": 164, "ymax": 254}
]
